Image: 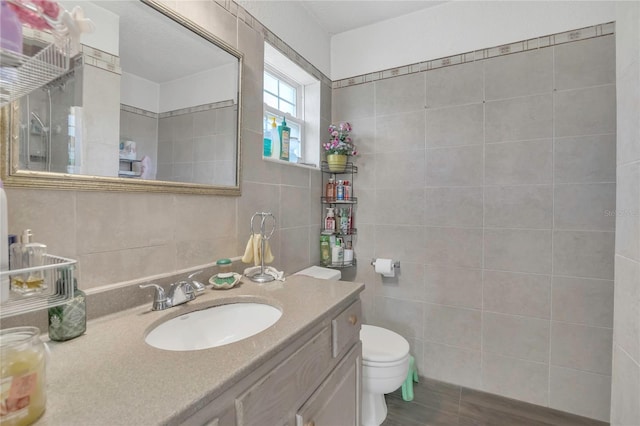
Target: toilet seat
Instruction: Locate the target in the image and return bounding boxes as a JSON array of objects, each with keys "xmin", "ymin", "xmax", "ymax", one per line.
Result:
[{"xmin": 360, "ymin": 325, "xmax": 410, "ymax": 364}]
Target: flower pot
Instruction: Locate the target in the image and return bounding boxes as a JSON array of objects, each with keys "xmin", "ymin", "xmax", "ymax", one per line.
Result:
[{"xmin": 327, "ymin": 154, "xmax": 347, "ymax": 172}]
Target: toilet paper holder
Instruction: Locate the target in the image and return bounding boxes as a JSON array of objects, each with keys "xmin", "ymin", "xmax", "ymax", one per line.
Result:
[{"xmin": 370, "ymin": 259, "xmax": 401, "ymax": 269}]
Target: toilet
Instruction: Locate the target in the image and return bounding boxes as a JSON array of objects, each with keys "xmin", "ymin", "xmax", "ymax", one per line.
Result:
[{"xmin": 295, "ymin": 266, "xmax": 411, "ymax": 426}]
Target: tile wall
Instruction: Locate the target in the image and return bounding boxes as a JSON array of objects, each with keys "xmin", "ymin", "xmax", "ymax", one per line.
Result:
[
  {"xmin": 334, "ymin": 35, "xmax": 616, "ymax": 421},
  {"xmin": 4, "ymin": 0, "xmax": 328, "ymax": 290},
  {"xmin": 611, "ymin": 2, "xmax": 640, "ymax": 425}
]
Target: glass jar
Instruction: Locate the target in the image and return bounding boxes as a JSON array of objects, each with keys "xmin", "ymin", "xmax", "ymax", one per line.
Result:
[
  {"xmin": 216, "ymin": 258, "xmax": 233, "ymax": 277},
  {"xmin": 0, "ymin": 327, "xmax": 46, "ymax": 426}
]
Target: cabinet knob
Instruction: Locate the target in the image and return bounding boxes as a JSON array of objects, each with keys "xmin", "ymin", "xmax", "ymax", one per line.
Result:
[
  {"xmin": 305, "ymin": 421, "xmax": 315, "ymax": 426},
  {"xmin": 348, "ymin": 315, "xmax": 358, "ymax": 325}
]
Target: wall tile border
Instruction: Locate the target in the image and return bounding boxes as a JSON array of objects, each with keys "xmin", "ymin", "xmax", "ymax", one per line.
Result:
[
  {"xmin": 222, "ymin": 0, "xmax": 332, "ymax": 87},
  {"xmin": 332, "ymin": 22, "xmax": 616, "ymax": 89}
]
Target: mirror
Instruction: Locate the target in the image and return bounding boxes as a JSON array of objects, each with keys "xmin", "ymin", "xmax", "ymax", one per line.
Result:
[{"xmin": 1, "ymin": 0, "xmax": 242, "ymax": 195}]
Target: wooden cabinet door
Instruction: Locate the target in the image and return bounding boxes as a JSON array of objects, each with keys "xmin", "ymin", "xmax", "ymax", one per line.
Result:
[{"xmin": 295, "ymin": 342, "xmax": 361, "ymax": 426}]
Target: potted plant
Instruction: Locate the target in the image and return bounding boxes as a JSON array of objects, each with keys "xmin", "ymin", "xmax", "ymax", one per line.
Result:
[{"xmin": 324, "ymin": 122, "xmax": 357, "ymax": 172}]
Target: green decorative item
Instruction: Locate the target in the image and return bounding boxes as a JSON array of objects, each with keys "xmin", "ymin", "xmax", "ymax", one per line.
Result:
[
  {"xmin": 48, "ymin": 275, "xmax": 86, "ymax": 342},
  {"xmin": 327, "ymin": 154, "xmax": 348, "ymax": 172}
]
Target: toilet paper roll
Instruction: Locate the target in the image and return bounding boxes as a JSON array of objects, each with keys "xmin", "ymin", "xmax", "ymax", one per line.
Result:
[{"xmin": 374, "ymin": 258, "xmax": 395, "ymax": 278}]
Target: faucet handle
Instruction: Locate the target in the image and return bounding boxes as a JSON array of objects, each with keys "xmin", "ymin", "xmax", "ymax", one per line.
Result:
[
  {"xmin": 139, "ymin": 283, "xmax": 170, "ymax": 310},
  {"xmin": 169, "ymin": 281, "xmax": 196, "ymax": 306},
  {"xmin": 187, "ymin": 270, "xmax": 206, "ymax": 293}
]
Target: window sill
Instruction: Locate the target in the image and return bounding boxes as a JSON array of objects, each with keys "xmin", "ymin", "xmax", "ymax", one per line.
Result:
[{"xmin": 262, "ymin": 156, "xmax": 319, "ymax": 171}]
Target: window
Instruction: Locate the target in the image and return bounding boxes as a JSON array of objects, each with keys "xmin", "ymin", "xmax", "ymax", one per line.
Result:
[{"xmin": 263, "ymin": 42, "xmax": 320, "ymax": 168}]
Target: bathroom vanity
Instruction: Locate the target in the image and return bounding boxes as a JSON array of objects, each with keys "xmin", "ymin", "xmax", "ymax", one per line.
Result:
[{"xmin": 35, "ymin": 275, "xmax": 363, "ymax": 425}]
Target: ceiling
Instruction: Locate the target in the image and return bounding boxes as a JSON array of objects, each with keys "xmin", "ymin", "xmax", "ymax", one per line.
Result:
[{"xmin": 298, "ymin": 1, "xmax": 447, "ymax": 35}]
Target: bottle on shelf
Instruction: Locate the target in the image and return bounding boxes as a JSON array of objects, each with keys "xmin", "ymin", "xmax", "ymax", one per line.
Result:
[
  {"xmin": 336, "ymin": 180, "xmax": 344, "ymax": 200},
  {"xmin": 263, "ymin": 117, "xmax": 272, "ymax": 157},
  {"xmin": 269, "ymin": 117, "xmax": 280, "ymax": 160},
  {"xmin": 278, "ymin": 117, "xmax": 290, "ymax": 161},
  {"xmin": 326, "ymin": 176, "xmax": 335, "ymax": 201},
  {"xmin": 324, "ymin": 207, "xmax": 335, "ymax": 232},
  {"xmin": 339, "ymin": 208, "xmax": 349, "ymax": 234},
  {"xmin": 332, "ymin": 238, "xmax": 344, "ymax": 266}
]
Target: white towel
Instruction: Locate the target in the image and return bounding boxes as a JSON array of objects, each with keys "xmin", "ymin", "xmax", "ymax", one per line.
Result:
[{"xmin": 241, "ymin": 234, "xmax": 274, "ymax": 266}]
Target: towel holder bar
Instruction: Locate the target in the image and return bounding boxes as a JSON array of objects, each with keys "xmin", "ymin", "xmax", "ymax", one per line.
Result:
[{"xmin": 248, "ymin": 212, "xmax": 276, "ymax": 283}]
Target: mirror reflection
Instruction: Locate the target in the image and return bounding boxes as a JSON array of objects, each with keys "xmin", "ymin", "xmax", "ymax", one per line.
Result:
[{"xmin": 12, "ymin": 0, "xmax": 240, "ymax": 187}]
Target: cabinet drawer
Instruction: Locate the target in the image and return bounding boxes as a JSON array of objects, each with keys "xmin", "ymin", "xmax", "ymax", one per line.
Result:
[
  {"xmin": 332, "ymin": 300, "xmax": 361, "ymax": 359},
  {"xmin": 236, "ymin": 326, "xmax": 332, "ymax": 426},
  {"xmin": 296, "ymin": 342, "xmax": 361, "ymax": 426}
]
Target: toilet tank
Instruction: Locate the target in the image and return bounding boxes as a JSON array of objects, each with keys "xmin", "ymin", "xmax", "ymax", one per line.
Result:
[{"xmin": 294, "ymin": 266, "xmax": 341, "ymax": 280}]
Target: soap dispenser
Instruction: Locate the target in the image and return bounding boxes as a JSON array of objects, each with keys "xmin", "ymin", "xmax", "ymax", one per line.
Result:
[{"xmin": 11, "ymin": 229, "xmax": 47, "ymax": 294}]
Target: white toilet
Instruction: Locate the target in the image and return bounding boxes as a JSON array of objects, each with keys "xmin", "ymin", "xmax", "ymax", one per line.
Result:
[{"xmin": 295, "ymin": 266, "xmax": 411, "ymax": 426}]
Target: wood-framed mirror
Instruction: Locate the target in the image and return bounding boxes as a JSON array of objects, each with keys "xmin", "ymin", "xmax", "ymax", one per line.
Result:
[{"xmin": 1, "ymin": 0, "xmax": 242, "ymax": 195}]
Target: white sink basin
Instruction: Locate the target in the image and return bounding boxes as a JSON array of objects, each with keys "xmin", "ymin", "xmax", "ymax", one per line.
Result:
[{"xmin": 145, "ymin": 303, "xmax": 282, "ymax": 351}]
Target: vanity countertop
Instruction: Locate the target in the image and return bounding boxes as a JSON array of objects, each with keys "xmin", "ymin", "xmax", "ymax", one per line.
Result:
[{"xmin": 34, "ymin": 275, "xmax": 363, "ymax": 425}]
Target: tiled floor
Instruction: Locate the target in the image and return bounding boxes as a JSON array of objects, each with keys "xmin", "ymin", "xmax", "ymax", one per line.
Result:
[{"xmin": 382, "ymin": 377, "xmax": 609, "ymax": 426}]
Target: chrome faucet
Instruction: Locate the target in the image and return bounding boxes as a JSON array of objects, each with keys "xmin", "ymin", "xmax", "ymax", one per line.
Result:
[
  {"xmin": 139, "ymin": 281, "xmax": 197, "ymax": 311},
  {"xmin": 187, "ymin": 271, "xmax": 206, "ymax": 294}
]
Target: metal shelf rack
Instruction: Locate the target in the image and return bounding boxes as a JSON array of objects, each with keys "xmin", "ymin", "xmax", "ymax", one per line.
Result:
[{"xmin": 1, "ymin": 254, "xmax": 77, "ymax": 319}]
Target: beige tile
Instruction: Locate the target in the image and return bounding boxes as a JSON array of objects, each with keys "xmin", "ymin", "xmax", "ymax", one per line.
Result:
[
  {"xmin": 423, "ymin": 341, "xmax": 482, "ymax": 389},
  {"xmin": 554, "ymin": 134, "xmax": 616, "ymax": 184},
  {"xmin": 75, "ymin": 192, "xmax": 175, "ymax": 254},
  {"xmin": 175, "ymin": 236, "xmax": 237, "ymax": 270},
  {"xmin": 194, "ymin": 136, "xmax": 217, "ymax": 162},
  {"xmin": 376, "ymin": 110, "xmax": 426, "ymax": 153},
  {"xmin": 549, "ymin": 366, "xmax": 611, "ymax": 422},
  {"xmin": 352, "ymin": 153, "xmax": 375, "ymax": 190},
  {"xmin": 375, "ymin": 225, "xmax": 426, "ymax": 263},
  {"xmin": 347, "ymin": 117, "xmax": 376, "ymax": 155},
  {"xmin": 5, "ymin": 188, "xmax": 77, "ymax": 259},
  {"xmin": 373, "ymin": 296, "xmax": 424, "ymax": 340},
  {"xmin": 332, "ymin": 82, "xmax": 375, "ymax": 121},
  {"xmin": 617, "ymin": 63, "xmax": 640, "ymax": 164},
  {"xmin": 278, "ymin": 227, "xmax": 310, "ymax": 274},
  {"xmin": 375, "ymin": 188, "xmax": 425, "ymax": 226},
  {"xmin": 550, "ymin": 322, "xmax": 612, "ymax": 375},
  {"xmin": 484, "ymin": 185, "xmax": 553, "ymax": 229},
  {"xmin": 79, "ymin": 244, "xmax": 176, "ymax": 289},
  {"xmin": 553, "ymin": 231, "xmax": 615, "ymax": 279},
  {"xmin": 173, "ymin": 194, "xmax": 236, "ymax": 240},
  {"xmin": 425, "ymin": 265, "xmax": 483, "ymax": 309},
  {"xmin": 611, "ymin": 345, "xmax": 640, "ymax": 426},
  {"xmin": 485, "ymin": 94, "xmax": 553, "ymax": 143},
  {"xmin": 424, "ymin": 304, "xmax": 482, "ymax": 350},
  {"xmin": 425, "ymin": 145, "xmax": 483, "ymax": 187},
  {"xmin": 613, "ymin": 255, "xmax": 640, "ymax": 362},
  {"xmin": 554, "ymin": 183, "xmax": 616, "ymax": 231},
  {"xmin": 485, "ymin": 48, "xmax": 553, "ymax": 100},
  {"xmin": 554, "ymin": 85, "xmax": 616, "ymax": 138},
  {"xmin": 615, "ymin": 163, "xmax": 640, "ymax": 261},
  {"xmin": 241, "ymin": 129, "xmax": 282, "ymax": 184},
  {"xmin": 425, "ymin": 227, "xmax": 483, "ymax": 269},
  {"xmin": 485, "ymin": 140, "xmax": 552, "ymax": 185},
  {"xmin": 375, "ymin": 72, "xmax": 426, "ymax": 116},
  {"xmin": 483, "ymin": 271, "xmax": 551, "ymax": 319},
  {"xmin": 554, "ymin": 35, "xmax": 616, "ymax": 90},
  {"xmin": 238, "ymin": 182, "xmax": 280, "ymax": 238},
  {"xmin": 374, "ymin": 261, "xmax": 426, "ymax": 302},
  {"xmin": 484, "ymin": 229, "xmax": 552, "ymax": 274},
  {"xmin": 426, "ymin": 61, "xmax": 483, "ymax": 108},
  {"xmin": 425, "ymin": 103, "xmax": 484, "ymax": 148},
  {"xmin": 354, "ymin": 188, "xmax": 375, "ymax": 225},
  {"xmin": 375, "ymin": 150, "xmax": 425, "ymax": 189},
  {"xmin": 552, "ymin": 276, "xmax": 614, "ymax": 328},
  {"xmin": 425, "ymin": 187, "xmax": 483, "ymax": 228},
  {"xmin": 280, "ymin": 186, "xmax": 311, "ymax": 228},
  {"xmin": 481, "ymin": 352, "xmax": 549, "ymax": 406},
  {"xmin": 483, "ymin": 312, "xmax": 550, "ymax": 363}
]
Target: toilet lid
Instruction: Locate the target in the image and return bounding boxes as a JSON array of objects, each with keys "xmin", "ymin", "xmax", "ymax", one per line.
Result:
[{"xmin": 360, "ymin": 325, "xmax": 410, "ymax": 363}]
